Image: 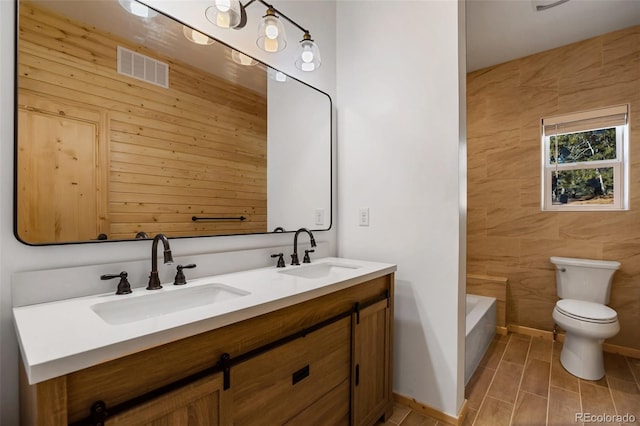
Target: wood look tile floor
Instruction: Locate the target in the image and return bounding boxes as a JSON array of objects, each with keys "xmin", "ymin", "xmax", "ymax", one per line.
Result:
[{"xmin": 378, "ymin": 333, "xmax": 640, "ymax": 426}]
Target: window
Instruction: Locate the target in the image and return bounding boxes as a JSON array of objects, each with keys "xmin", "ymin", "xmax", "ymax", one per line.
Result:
[{"xmin": 541, "ymin": 105, "xmax": 629, "ymax": 211}]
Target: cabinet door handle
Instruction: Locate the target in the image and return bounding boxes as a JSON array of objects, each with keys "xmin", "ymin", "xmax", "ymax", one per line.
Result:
[
  {"xmin": 292, "ymin": 365, "xmax": 310, "ymax": 385},
  {"xmin": 355, "ymin": 364, "xmax": 360, "ymax": 386}
]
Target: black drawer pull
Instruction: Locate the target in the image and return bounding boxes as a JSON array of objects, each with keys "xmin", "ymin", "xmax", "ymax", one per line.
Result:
[{"xmin": 292, "ymin": 365, "xmax": 310, "ymax": 385}]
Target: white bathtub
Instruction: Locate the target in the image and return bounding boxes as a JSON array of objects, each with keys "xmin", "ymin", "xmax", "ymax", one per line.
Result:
[{"xmin": 465, "ymin": 294, "xmax": 497, "ymax": 385}]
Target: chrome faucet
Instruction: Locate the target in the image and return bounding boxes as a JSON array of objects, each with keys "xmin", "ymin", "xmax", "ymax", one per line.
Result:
[
  {"xmin": 147, "ymin": 233, "xmax": 173, "ymax": 290},
  {"xmin": 291, "ymin": 228, "xmax": 317, "ymax": 265}
]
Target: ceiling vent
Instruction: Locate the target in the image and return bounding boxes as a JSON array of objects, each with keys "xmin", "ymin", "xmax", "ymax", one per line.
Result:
[{"xmin": 117, "ymin": 46, "xmax": 169, "ymax": 88}]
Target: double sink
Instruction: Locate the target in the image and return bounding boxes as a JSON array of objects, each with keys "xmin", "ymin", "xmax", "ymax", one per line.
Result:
[{"xmin": 90, "ymin": 261, "xmax": 361, "ymax": 325}]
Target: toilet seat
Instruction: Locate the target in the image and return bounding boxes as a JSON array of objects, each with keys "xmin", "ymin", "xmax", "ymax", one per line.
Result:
[{"xmin": 555, "ymin": 299, "xmax": 617, "ymax": 324}]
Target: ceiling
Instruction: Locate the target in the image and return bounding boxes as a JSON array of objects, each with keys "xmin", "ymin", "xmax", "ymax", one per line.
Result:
[{"xmin": 466, "ymin": 0, "xmax": 640, "ymax": 72}]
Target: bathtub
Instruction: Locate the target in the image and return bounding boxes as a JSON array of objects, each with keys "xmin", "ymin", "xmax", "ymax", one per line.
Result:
[{"xmin": 465, "ymin": 294, "xmax": 497, "ymax": 385}]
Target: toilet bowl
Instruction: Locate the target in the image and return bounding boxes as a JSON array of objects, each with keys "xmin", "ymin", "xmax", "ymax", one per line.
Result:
[
  {"xmin": 552, "ymin": 299, "xmax": 619, "ymax": 380},
  {"xmin": 550, "ymin": 256, "xmax": 621, "ymax": 381}
]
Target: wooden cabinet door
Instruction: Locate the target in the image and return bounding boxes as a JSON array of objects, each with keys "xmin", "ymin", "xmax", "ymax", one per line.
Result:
[
  {"xmin": 352, "ymin": 299, "xmax": 391, "ymax": 426},
  {"xmin": 17, "ymin": 92, "xmax": 107, "ymax": 243},
  {"xmin": 229, "ymin": 317, "xmax": 351, "ymax": 425},
  {"xmin": 105, "ymin": 373, "xmax": 228, "ymax": 426}
]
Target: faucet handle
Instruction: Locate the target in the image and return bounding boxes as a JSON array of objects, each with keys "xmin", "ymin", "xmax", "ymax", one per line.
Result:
[
  {"xmin": 270, "ymin": 253, "xmax": 286, "ymax": 268},
  {"xmin": 303, "ymin": 249, "xmax": 315, "ymax": 264},
  {"xmin": 101, "ymin": 271, "xmax": 132, "ymax": 295},
  {"xmin": 174, "ymin": 264, "xmax": 197, "ymax": 285}
]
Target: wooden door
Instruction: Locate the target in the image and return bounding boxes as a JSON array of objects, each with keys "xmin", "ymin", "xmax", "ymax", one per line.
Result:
[
  {"xmin": 17, "ymin": 92, "xmax": 107, "ymax": 243},
  {"xmin": 352, "ymin": 299, "xmax": 391, "ymax": 426},
  {"xmin": 105, "ymin": 373, "xmax": 228, "ymax": 426}
]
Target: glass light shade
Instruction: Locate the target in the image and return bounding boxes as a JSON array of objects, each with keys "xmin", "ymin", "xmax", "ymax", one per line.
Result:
[
  {"xmin": 118, "ymin": 0, "xmax": 157, "ymax": 18},
  {"xmin": 182, "ymin": 26, "xmax": 215, "ymax": 45},
  {"xmin": 295, "ymin": 38, "xmax": 321, "ymax": 72},
  {"xmin": 205, "ymin": 0, "xmax": 242, "ymax": 29},
  {"xmin": 232, "ymin": 50, "xmax": 258, "ymax": 66},
  {"xmin": 256, "ymin": 10, "xmax": 286, "ymax": 52}
]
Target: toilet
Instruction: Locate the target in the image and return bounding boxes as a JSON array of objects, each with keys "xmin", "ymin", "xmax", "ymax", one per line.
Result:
[{"xmin": 550, "ymin": 256, "xmax": 620, "ymax": 380}]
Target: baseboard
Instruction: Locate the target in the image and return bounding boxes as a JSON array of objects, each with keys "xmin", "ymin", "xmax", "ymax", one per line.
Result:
[
  {"xmin": 496, "ymin": 326, "xmax": 508, "ymax": 336},
  {"xmin": 393, "ymin": 393, "xmax": 467, "ymax": 425},
  {"xmin": 507, "ymin": 324, "xmax": 564, "ymax": 342},
  {"xmin": 506, "ymin": 324, "xmax": 640, "ymax": 358},
  {"xmin": 603, "ymin": 342, "xmax": 640, "ymax": 359}
]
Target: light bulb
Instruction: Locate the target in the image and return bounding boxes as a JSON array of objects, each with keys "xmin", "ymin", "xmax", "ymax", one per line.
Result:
[
  {"xmin": 301, "ymin": 47, "xmax": 314, "ymax": 63},
  {"xmin": 215, "ymin": 0, "xmax": 231, "ymax": 12},
  {"xmin": 264, "ymin": 37, "xmax": 278, "ymax": 53},
  {"xmin": 265, "ymin": 20, "xmax": 279, "ymax": 39},
  {"xmin": 216, "ymin": 11, "xmax": 231, "ymax": 28}
]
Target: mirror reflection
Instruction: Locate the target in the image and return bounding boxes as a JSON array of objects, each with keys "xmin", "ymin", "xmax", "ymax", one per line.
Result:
[{"xmin": 16, "ymin": 0, "xmax": 331, "ymax": 245}]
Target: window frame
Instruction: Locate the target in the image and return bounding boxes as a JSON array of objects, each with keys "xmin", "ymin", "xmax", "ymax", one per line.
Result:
[{"xmin": 541, "ymin": 105, "xmax": 629, "ymax": 212}]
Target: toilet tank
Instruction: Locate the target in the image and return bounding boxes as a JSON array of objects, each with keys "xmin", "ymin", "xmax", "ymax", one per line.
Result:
[{"xmin": 550, "ymin": 256, "xmax": 621, "ymax": 304}]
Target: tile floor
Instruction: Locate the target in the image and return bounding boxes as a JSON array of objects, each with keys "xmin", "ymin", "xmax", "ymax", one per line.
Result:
[{"xmin": 378, "ymin": 333, "xmax": 640, "ymax": 426}]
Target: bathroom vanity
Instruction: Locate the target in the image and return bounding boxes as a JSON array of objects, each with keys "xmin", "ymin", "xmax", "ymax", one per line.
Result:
[{"xmin": 14, "ymin": 258, "xmax": 395, "ymax": 426}]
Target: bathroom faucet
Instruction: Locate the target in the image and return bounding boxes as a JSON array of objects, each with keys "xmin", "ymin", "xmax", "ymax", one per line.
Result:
[
  {"xmin": 147, "ymin": 233, "xmax": 173, "ymax": 290},
  {"xmin": 291, "ymin": 228, "xmax": 317, "ymax": 265}
]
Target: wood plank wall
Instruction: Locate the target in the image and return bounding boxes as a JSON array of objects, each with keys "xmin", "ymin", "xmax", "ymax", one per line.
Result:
[
  {"xmin": 467, "ymin": 25, "xmax": 640, "ymax": 351},
  {"xmin": 18, "ymin": 2, "xmax": 268, "ymax": 241}
]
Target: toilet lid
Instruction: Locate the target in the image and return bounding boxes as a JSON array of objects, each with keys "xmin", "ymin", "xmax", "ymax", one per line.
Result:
[{"xmin": 556, "ymin": 299, "xmax": 617, "ymax": 323}]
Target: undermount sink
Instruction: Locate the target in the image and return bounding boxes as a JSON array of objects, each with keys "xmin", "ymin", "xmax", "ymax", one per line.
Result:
[
  {"xmin": 91, "ymin": 283, "xmax": 250, "ymax": 325},
  {"xmin": 279, "ymin": 262, "xmax": 361, "ymax": 279}
]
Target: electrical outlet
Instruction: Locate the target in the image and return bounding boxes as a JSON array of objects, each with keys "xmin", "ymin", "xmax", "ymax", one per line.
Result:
[
  {"xmin": 358, "ymin": 208, "xmax": 369, "ymax": 226},
  {"xmin": 315, "ymin": 209, "xmax": 325, "ymax": 226}
]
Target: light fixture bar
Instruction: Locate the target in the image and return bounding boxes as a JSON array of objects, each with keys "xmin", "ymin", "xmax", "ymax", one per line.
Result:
[{"xmin": 535, "ymin": 0, "xmax": 570, "ymax": 11}]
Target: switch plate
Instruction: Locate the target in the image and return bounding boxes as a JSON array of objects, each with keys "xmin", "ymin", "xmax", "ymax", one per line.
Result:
[
  {"xmin": 358, "ymin": 208, "xmax": 369, "ymax": 226},
  {"xmin": 315, "ymin": 209, "xmax": 325, "ymax": 226}
]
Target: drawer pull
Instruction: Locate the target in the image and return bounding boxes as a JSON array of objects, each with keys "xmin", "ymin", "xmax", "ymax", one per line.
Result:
[{"xmin": 292, "ymin": 365, "xmax": 310, "ymax": 385}]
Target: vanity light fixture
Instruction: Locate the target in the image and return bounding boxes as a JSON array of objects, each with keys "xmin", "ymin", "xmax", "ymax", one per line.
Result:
[
  {"xmin": 183, "ymin": 26, "xmax": 216, "ymax": 45},
  {"xmin": 256, "ymin": 7, "xmax": 286, "ymax": 52},
  {"xmin": 232, "ymin": 49, "xmax": 258, "ymax": 66},
  {"xmin": 205, "ymin": 0, "xmax": 245, "ymax": 29},
  {"xmin": 118, "ymin": 0, "xmax": 157, "ymax": 18},
  {"xmin": 295, "ymin": 32, "xmax": 321, "ymax": 72},
  {"xmin": 205, "ymin": 0, "xmax": 321, "ymax": 72}
]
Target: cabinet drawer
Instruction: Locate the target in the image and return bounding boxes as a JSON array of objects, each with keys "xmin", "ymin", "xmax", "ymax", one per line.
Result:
[
  {"xmin": 230, "ymin": 317, "xmax": 351, "ymax": 425},
  {"xmin": 285, "ymin": 379, "xmax": 350, "ymax": 426}
]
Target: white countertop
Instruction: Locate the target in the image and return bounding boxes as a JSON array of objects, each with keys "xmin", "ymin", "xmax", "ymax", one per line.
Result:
[{"xmin": 13, "ymin": 257, "xmax": 396, "ymax": 385}]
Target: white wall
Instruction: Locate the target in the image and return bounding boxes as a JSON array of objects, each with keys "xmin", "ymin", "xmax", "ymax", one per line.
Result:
[
  {"xmin": 0, "ymin": 1, "xmax": 336, "ymax": 423},
  {"xmin": 336, "ymin": 0, "xmax": 466, "ymax": 418}
]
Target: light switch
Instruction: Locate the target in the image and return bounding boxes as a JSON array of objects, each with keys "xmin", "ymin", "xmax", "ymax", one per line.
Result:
[
  {"xmin": 315, "ymin": 209, "xmax": 325, "ymax": 226},
  {"xmin": 358, "ymin": 208, "xmax": 369, "ymax": 226}
]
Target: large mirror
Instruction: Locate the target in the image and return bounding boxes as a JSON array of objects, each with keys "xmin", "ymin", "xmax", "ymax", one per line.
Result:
[{"xmin": 15, "ymin": 0, "xmax": 331, "ymax": 245}]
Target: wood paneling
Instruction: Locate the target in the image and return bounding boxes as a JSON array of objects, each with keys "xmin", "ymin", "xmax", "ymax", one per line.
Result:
[
  {"xmin": 467, "ymin": 25, "xmax": 640, "ymax": 351},
  {"xmin": 18, "ymin": 2, "xmax": 268, "ymax": 241}
]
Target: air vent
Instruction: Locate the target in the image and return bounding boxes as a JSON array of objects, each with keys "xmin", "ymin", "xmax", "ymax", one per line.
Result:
[{"xmin": 117, "ymin": 46, "xmax": 169, "ymax": 88}]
